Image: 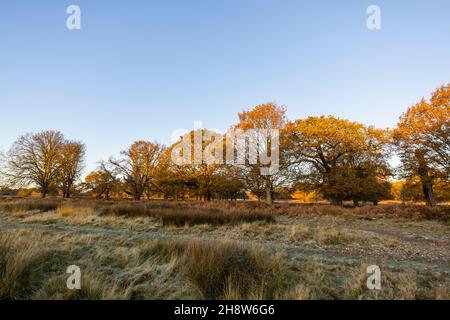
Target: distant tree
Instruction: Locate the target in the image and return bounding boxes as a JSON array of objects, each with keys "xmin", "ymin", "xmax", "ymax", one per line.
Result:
[
  {"xmin": 393, "ymin": 84, "xmax": 450, "ymax": 206},
  {"xmin": 109, "ymin": 141, "xmax": 165, "ymax": 200},
  {"xmin": 321, "ymin": 161, "xmax": 392, "ymax": 206},
  {"xmin": 234, "ymin": 103, "xmax": 289, "ymax": 204},
  {"xmin": 58, "ymin": 141, "xmax": 85, "ymax": 198},
  {"xmin": 285, "ymin": 116, "xmax": 391, "ymax": 205},
  {"xmin": 161, "ymin": 129, "xmax": 224, "ymax": 201},
  {"xmin": 214, "ymin": 167, "xmax": 247, "ymax": 200},
  {"xmin": 400, "ymin": 179, "xmax": 427, "ymax": 203},
  {"xmin": 400, "ymin": 178, "xmax": 450, "ymax": 204},
  {"xmin": 151, "ymin": 147, "xmax": 191, "ymax": 200},
  {"xmin": 4, "ymin": 131, "xmax": 65, "ymax": 198},
  {"xmin": 240, "ymin": 166, "xmax": 267, "ymax": 201},
  {"xmin": 84, "ymin": 162, "xmax": 117, "ymax": 200},
  {"xmin": 434, "ymin": 179, "xmax": 450, "ymax": 202}
]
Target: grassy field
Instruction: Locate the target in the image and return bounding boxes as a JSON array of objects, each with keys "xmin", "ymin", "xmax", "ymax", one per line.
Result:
[{"xmin": 0, "ymin": 198, "xmax": 449, "ymax": 300}]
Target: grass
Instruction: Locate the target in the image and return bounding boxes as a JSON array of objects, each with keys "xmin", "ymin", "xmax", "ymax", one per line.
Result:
[
  {"xmin": 288, "ymin": 224, "xmax": 310, "ymax": 244},
  {"xmin": 98, "ymin": 202, "xmax": 275, "ymax": 226},
  {"xmin": 0, "ymin": 199, "xmax": 59, "ymax": 214},
  {"xmin": 0, "ymin": 230, "xmax": 292, "ymax": 300},
  {"xmin": 0, "ymin": 199, "xmax": 275, "ymax": 226},
  {"xmin": 0, "ymin": 198, "xmax": 448, "ymax": 300},
  {"xmin": 313, "ymin": 226, "xmax": 354, "ymax": 245},
  {"xmin": 0, "ymin": 231, "xmax": 69, "ymax": 299},
  {"xmin": 0, "ymin": 226, "xmax": 448, "ymax": 300},
  {"xmin": 159, "ymin": 210, "xmax": 274, "ymax": 226},
  {"xmin": 2, "ymin": 198, "xmax": 448, "ymax": 224},
  {"xmin": 180, "ymin": 241, "xmax": 286, "ymax": 299},
  {"xmin": 57, "ymin": 204, "xmax": 96, "ymax": 217}
]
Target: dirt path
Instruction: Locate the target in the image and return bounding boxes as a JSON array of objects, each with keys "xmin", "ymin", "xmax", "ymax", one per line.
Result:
[{"xmin": 1, "ymin": 215, "xmax": 448, "ymax": 275}]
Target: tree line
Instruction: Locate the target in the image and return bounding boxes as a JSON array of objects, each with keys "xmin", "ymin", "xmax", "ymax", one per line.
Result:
[{"xmin": 0, "ymin": 84, "xmax": 448, "ymax": 206}]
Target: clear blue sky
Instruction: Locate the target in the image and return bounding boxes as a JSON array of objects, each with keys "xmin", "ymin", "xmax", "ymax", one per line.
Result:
[{"xmin": 1, "ymin": 0, "xmax": 449, "ymax": 173}]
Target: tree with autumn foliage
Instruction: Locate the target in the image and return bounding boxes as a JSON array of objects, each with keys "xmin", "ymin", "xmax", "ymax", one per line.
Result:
[
  {"xmin": 1, "ymin": 131, "xmax": 86, "ymax": 198},
  {"xmin": 285, "ymin": 116, "xmax": 392, "ymax": 205},
  {"xmin": 84, "ymin": 162, "xmax": 117, "ymax": 200},
  {"xmin": 393, "ymin": 84, "xmax": 450, "ymax": 206},
  {"xmin": 109, "ymin": 141, "xmax": 165, "ymax": 200},
  {"xmin": 234, "ymin": 102, "xmax": 290, "ymax": 204},
  {"xmin": 58, "ymin": 140, "xmax": 85, "ymax": 198},
  {"xmin": 158, "ymin": 129, "xmax": 226, "ymax": 200},
  {"xmin": 3, "ymin": 131, "xmax": 65, "ymax": 198}
]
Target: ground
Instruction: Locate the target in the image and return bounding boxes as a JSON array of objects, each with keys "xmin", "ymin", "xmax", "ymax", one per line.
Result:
[{"xmin": 0, "ymin": 199, "xmax": 449, "ymax": 300}]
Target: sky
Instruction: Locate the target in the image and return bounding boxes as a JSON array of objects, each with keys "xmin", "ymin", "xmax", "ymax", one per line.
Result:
[{"xmin": 1, "ymin": 0, "xmax": 449, "ymax": 173}]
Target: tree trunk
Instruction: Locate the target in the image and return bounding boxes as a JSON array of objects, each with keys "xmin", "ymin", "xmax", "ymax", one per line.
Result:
[
  {"xmin": 422, "ymin": 182, "xmax": 437, "ymax": 207},
  {"xmin": 416, "ymin": 152, "xmax": 437, "ymax": 207},
  {"xmin": 265, "ymin": 180, "xmax": 273, "ymax": 205},
  {"xmin": 41, "ymin": 185, "xmax": 48, "ymax": 198},
  {"xmin": 65, "ymin": 180, "xmax": 73, "ymax": 198},
  {"xmin": 63, "ymin": 188, "xmax": 71, "ymax": 198}
]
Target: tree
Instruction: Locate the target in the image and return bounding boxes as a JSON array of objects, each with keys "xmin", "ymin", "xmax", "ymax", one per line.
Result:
[
  {"xmin": 161, "ymin": 129, "xmax": 225, "ymax": 201},
  {"xmin": 320, "ymin": 160, "xmax": 392, "ymax": 206},
  {"xmin": 393, "ymin": 84, "xmax": 450, "ymax": 206},
  {"xmin": 399, "ymin": 178, "xmax": 450, "ymax": 204},
  {"xmin": 285, "ymin": 116, "xmax": 391, "ymax": 205},
  {"xmin": 234, "ymin": 103, "xmax": 289, "ymax": 204},
  {"xmin": 4, "ymin": 131, "xmax": 65, "ymax": 198},
  {"xmin": 214, "ymin": 168, "xmax": 247, "ymax": 200},
  {"xmin": 58, "ymin": 141, "xmax": 85, "ymax": 198},
  {"xmin": 109, "ymin": 141, "xmax": 165, "ymax": 200},
  {"xmin": 84, "ymin": 162, "xmax": 117, "ymax": 200}
]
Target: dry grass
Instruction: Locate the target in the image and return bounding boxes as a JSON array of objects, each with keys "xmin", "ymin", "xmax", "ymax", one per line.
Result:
[
  {"xmin": 0, "ymin": 199, "xmax": 60, "ymax": 214},
  {"xmin": 180, "ymin": 241, "xmax": 287, "ymax": 299},
  {"xmin": 159, "ymin": 211, "xmax": 274, "ymax": 226},
  {"xmin": 0, "ymin": 227, "xmax": 448, "ymax": 300},
  {"xmin": 0, "ymin": 230, "xmax": 293, "ymax": 300},
  {"xmin": 1, "ymin": 198, "xmax": 448, "ymax": 224},
  {"xmin": 0, "ymin": 198, "xmax": 449, "ymax": 300},
  {"xmin": 57, "ymin": 204, "xmax": 96, "ymax": 217},
  {"xmin": 0, "ymin": 231, "xmax": 69, "ymax": 299},
  {"xmin": 313, "ymin": 226, "xmax": 354, "ymax": 245},
  {"xmin": 289, "ymin": 224, "xmax": 310, "ymax": 243},
  {"xmin": 0, "ymin": 199, "xmax": 450, "ymax": 225},
  {"xmin": 100, "ymin": 202, "xmax": 275, "ymax": 226}
]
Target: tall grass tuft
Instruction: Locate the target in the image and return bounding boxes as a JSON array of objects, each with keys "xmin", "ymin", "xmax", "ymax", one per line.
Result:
[
  {"xmin": 0, "ymin": 199, "xmax": 59, "ymax": 214},
  {"xmin": 179, "ymin": 241, "xmax": 286, "ymax": 299},
  {"xmin": 100, "ymin": 202, "xmax": 274, "ymax": 226}
]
